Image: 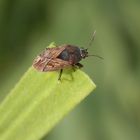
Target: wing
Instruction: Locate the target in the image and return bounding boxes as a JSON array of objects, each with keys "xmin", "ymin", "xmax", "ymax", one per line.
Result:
[
  {"xmin": 33, "ymin": 45, "xmax": 67, "ymax": 71},
  {"xmin": 41, "ymin": 45, "xmax": 66, "ymax": 59},
  {"xmin": 42, "ymin": 58, "xmax": 71, "ymax": 71}
]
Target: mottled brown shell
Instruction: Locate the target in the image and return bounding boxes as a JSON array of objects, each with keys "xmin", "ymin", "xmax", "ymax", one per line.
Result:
[{"xmin": 33, "ymin": 45, "xmax": 72, "ymax": 71}]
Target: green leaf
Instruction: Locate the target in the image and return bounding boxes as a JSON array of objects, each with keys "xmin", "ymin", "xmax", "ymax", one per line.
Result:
[{"xmin": 0, "ymin": 43, "xmax": 96, "ymax": 140}]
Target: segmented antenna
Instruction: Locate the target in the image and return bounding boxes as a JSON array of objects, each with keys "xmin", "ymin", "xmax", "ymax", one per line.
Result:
[
  {"xmin": 87, "ymin": 30, "xmax": 104, "ymax": 60},
  {"xmin": 88, "ymin": 54, "xmax": 104, "ymax": 60},
  {"xmin": 87, "ymin": 30, "xmax": 96, "ymax": 48}
]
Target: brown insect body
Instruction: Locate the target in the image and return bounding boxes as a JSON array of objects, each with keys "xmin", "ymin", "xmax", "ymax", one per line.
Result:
[
  {"xmin": 33, "ymin": 45, "xmax": 88, "ymax": 72},
  {"xmin": 33, "ymin": 31, "xmax": 100, "ymax": 80}
]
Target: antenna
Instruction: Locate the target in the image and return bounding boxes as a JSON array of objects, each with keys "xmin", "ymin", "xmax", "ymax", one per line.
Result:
[
  {"xmin": 88, "ymin": 54, "xmax": 104, "ymax": 60},
  {"xmin": 87, "ymin": 30, "xmax": 104, "ymax": 60},
  {"xmin": 87, "ymin": 30, "xmax": 96, "ymax": 49}
]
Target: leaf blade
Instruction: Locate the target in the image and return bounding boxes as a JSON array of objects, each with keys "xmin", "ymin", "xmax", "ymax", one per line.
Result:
[{"xmin": 0, "ymin": 45, "xmax": 96, "ymax": 140}]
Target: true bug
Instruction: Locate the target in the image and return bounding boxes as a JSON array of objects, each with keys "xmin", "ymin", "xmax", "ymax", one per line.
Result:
[{"xmin": 33, "ymin": 31, "xmax": 103, "ymax": 80}]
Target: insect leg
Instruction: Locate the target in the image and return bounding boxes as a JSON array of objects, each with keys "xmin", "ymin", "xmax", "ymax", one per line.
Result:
[
  {"xmin": 71, "ymin": 63, "xmax": 83, "ymax": 72},
  {"xmin": 72, "ymin": 65, "xmax": 77, "ymax": 72},
  {"xmin": 58, "ymin": 69, "xmax": 63, "ymax": 81},
  {"xmin": 75, "ymin": 63, "xmax": 83, "ymax": 69}
]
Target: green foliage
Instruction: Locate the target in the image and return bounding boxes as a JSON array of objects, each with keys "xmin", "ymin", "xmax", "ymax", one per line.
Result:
[
  {"xmin": 0, "ymin": 48, "xmax": 95, "ymax": 140},
  {"xmin": 0, "ymin": 1, "xmax": 140, "ymax": 140}
]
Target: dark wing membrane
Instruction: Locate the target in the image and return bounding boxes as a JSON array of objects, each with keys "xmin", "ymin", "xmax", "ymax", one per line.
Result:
[
  {"xmin": 33, "ymin": 45, "xmax": 67, "ymax": 71},
  {"xmin": 43, "ymin": 58, "xmax": 71, "ymax": 71}
]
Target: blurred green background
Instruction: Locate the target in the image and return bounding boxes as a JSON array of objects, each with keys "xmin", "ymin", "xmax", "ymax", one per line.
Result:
[{"xmin": 0, "ymin": 0, "xmax": 140, "ymax": 140}]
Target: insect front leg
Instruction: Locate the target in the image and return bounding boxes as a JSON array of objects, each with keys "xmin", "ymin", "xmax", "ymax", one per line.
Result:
[
  {"xmin": 72, "ymin": 63, "xmax": 83, "ymax": 72},
  {"xmin": 58, "ymin": 69, "xmax": 63, "ymax": 81},
  {"xmin": 75, "ymin": 63, "xmax": 83, "ymax": 68}
]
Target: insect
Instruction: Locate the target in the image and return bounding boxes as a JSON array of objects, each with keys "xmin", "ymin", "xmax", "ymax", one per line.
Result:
[{"xmin": 33, "ymin": 31, "xmax": 102, "ymax": 80}]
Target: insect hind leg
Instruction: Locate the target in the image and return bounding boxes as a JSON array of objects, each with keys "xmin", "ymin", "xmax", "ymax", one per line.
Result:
[{"xmin": 58, "ymin": 69, "xmax": 63, "ymax": 81}]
